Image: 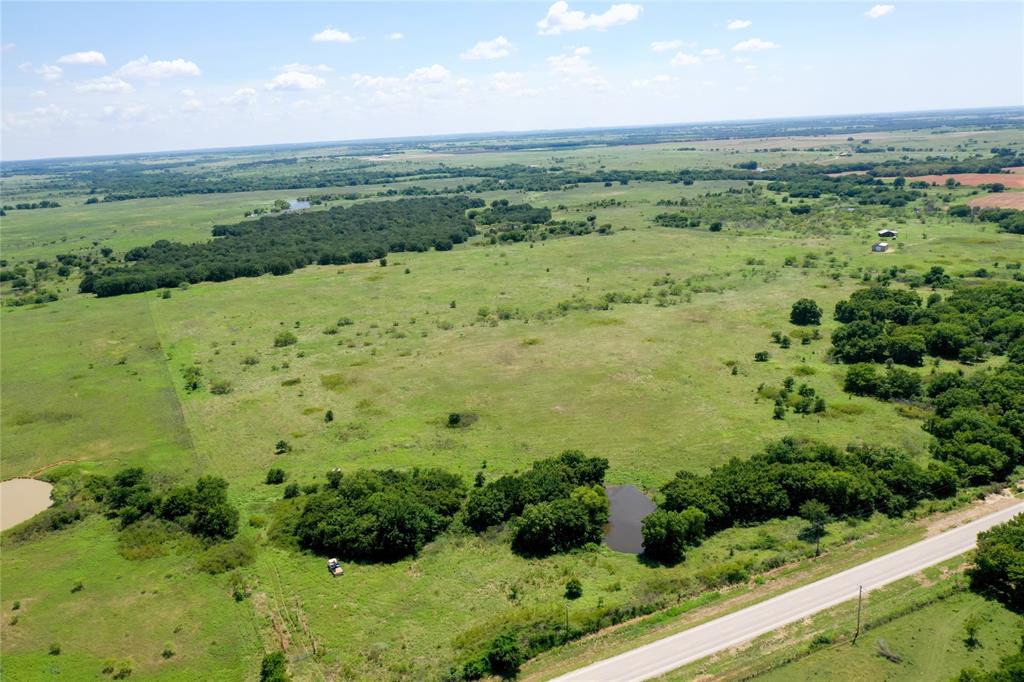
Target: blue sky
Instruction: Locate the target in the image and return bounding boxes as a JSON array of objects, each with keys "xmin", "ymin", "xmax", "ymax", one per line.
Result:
[{"xmin": 2, "ymin": 1, "xmax": 1021, "ymax": 159}]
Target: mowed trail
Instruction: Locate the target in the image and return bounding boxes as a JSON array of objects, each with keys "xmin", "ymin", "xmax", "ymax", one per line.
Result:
[{"xmin": 550, "ymin": 501, "xmax": 1024, "ymax": 682}]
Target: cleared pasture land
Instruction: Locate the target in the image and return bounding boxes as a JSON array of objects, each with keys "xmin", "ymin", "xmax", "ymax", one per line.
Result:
[{"xmin": 904, "ymin": 173, "xmax": 1024, "ymax": 188}]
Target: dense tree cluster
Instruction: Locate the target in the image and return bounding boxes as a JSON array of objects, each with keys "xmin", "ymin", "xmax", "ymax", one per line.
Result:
[
  {"xmin": 464, "ymin": 450, "xmax": 610, "ymax": 557},
  {"xmin": 90, "ymin": 468, "xmax": 239, "ymax": 540},
  {"xmin": 660, "ymin": 438, "xmax": 955, "ymax": 535},
  {"xmin": 471, "ymin": 199, "xmax": 551, "ymax": 225},
  {"xmin": 766, "ymin": 174, "xmax": 923, "ymax": 207},
  {"xmin": 830, "ymin": 284, "xmax": 1024, "ymax": 365},
  {"xmin": 924, "ymin": 362, "xmax": 1024, "ymax": 485},
  {"xmin": 80, "ymin": 196, "xmax": 482, "ymax": 297},
  {"xmin": 967, "ymin": 515, "xmax": 1024, "ymax": 612},
  {"xmin": 292, "ymin": 468, "xmax": 466, "ymax": 562},
  {"xmin": 843, "ymin": 363, "xmax": 923, "ymax": 400},
  {"xmin": 948, "ymin": 206, "xmax": 1024, "ymax": 235}
]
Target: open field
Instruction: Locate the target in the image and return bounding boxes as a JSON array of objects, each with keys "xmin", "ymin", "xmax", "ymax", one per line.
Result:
[
  {"xmin": 904, "ymin": 173, "xmax": 1024, "ymax": 188},
  {"xmin": 2, "ymin": 120, "xmax": 1023, "ymax": 680},
  {"xmin": 969, "ymin": 191, "xmax": 1024, "ymax": 209}
]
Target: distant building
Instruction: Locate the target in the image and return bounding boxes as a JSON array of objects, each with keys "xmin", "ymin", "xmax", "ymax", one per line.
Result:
[
  {"xmin": 872, "ymin": 242, "xmax": 889, "ymax": 253},
  {"xmin": 878, "ymin": 229, "xmax": 898, "ymax": 238}
]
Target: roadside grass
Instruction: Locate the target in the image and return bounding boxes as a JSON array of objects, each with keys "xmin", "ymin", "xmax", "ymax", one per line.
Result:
[{"xmin": 661, "ymin": 558, "xmax": 1022, "ymax": 681}]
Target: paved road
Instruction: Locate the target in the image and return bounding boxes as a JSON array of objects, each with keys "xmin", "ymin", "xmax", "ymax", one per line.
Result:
[{"xmin": 551, "ymin": 501, "xmax": 1024, "ymax": 682}]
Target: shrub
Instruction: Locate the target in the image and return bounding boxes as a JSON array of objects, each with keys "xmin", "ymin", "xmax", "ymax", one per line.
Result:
[
  {"xmin": 196, "ymin": 537, "xmax": 256, "ymax": 575},
  {"xmin": 486, "ymin": 631, "xmax": 524, "ymax": 678},
  {"xmin": 754, "ymin": 351, "xmax": 770, "ymax": 362},
  {"xmin": 273, "ymin": 331, "xmax": 297, "ymax": 348},
  {"xmin": 641, "ymin": 507, "xmax": 706, "ymax": 565},
  {"xmin": 564, "ymin": 577, "xmax": 583, "ymax": 600},
  {"xmin": 210, "ymin": 380, "xmax": 232, "ymax": 395},
  {"xmin": 266, "ymin": 468, "xmax": 286, "ymax": 485},
  {"xmin": 260, "ymin": 651, "xmax": 289, "ymax": 682},
  {"xmin": 283, "ymin": 483, "xmax": 301, "ymax": 499},
  {"xmin": 49, "ymin": 642, "xmax": 61, "ymax": 656}
]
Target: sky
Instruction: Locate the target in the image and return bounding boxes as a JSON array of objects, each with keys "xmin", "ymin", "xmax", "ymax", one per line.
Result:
[{"xmin": 1, "ymin": 1, "xmax": 1022, "ymax": 160}]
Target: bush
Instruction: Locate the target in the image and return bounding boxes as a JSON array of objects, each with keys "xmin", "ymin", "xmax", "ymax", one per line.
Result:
[
  {"xmin": 196, "ymin": 537, "xmax": 256, "ymax": 575},
  {"xmin": 273, "ymin": 331, "xmax": 297, "ymax": 348},
  {"xmin": 754, "ymin": 351, "xmax": 770, "ymax": 362},
  {"xmin": 283, "ymin": 483, "xmax": 301, "ymax": 499},
  {"xmin": 265, "ymin": 468, "xmax": 286, "ymax": 485},
  {"xmin": 486, "ymin": 631, "xmax": 524, "ymax": 678},
  {"xmin": 564, "ymin": 577, "xmax": 583, "ymax": 600},
  {"xmin": 260, "ymin": 651, "xmax": 289, "ymax": 682},
  {"xmin": 49, "ymin": 642, "xmax": 61, "ymax": 656}
]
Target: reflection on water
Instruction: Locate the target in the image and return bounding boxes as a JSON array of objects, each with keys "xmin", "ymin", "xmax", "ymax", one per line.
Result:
[
  {"xmin": 287, "ymin": 199, "xmax": 311, "ymax": 211},
  {"xmin": 604, "ymin": 485, "xmax": 655, "ymax": 554},
  {"xmin": 1, "ymin": 478, "xmax": 54, "ymax": 531}
]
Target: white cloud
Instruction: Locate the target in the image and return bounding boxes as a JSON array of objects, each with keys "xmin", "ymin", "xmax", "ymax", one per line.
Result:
[
  {"xmin": 221, "ymin": 87, "xmax": 257, "ymax": 107},
  {"xmin": 75, "ymin": 76, "xmax": 134, "ymax": 94},
  {"xmin": 281, "ymin": 62, "xmax": 332, "ymax": 74},
  {"xmin": 732, "ymin": 38, "xmax": 779, "ymax": 52},
  {"xmin": 670, "ymin": 52, "xmax": 701, "ymax": 67},
  {"xmin": 180, "ymin": 88, "xmax": 196, "ymax": 97},
  {"xmin": 181, "ymin": 99, "xmax": 202, "ymax": 112},
  {"xmin": 35, "ymin": 64, "xmax": 64, "ymax": 81},
  {"xmin": 102, "ymin": 104, "xmax": 148, "ymax": 122},
  {"xmin": 461, "ymin": 36, "xmax": 513, "ymax": 60},
  {"xmin": 727, "ymin": 19, "xmax": 752, "ymax": 30},
  {"xmin": 389, "ymin": 32, "xmax": 404, "ymax": 40},
  {"xmin": 117, "ymin": 56, "xmax": 201, "ymax": 80},
  {"xmin": 700, "ymin": 48, "xmax": 722, "ymax": 57},
  {"xmin": 265, "ymin": 71, "xmax": 326, "ymax": 90},
  {"xmin": 30, "ymin": 90, "xmax": 47, "ymax": 98},
  {"xmin": 351, "ymin": 73, "xmax": 402, "ymax": 89},
  {"xmin": 407, "ymin": 64, "xmax": 451, "ymax": 83},
  {"xmin": 650, "ymin": 40, "xmax": 683, "ymax": 52},
  {"xmin": 57, "ymin": 50, "xmax": 107, "ymax": 66},
  {"xmin": 1, "ymin": 43, "xmax": 15, "ymax": 54},
  {"xmin": 312, "ymin": 27, "xmax": 356, "ymax": 43},
  {"xmin": 866, "ymin": 4, "xmax": 895, "ymax": 18},
  {"xmin": 547, "ymin": 46, "xmax": 595, "ymax": 76},
  {"xmin": 537, "ymin": 1, "xmax": 642, "ymax": 35}
]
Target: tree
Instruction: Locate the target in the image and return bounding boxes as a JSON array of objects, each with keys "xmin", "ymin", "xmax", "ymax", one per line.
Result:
[
  {"xmin": 799, "ymin": 500, "xmax": 829, "ymax": 556},
  {"xmin": 564, "ymin": 577, "xmax": 582, "ymax": 599},
  {"xmin": 641, "ymin": 508, "xmax": 706, "ymax": 565},
  {"xmin": 969, "ymin": 515, "xmax": 1024, "ymax": 611},
  {"xmin": 260, "ymin": 651, "xmax": 289, "ymax": 682},
  {"xmin": 265, "ymin": 468, "xmax": 286, "ymax": 485},
  {"xmin": 963, "ymin": 613, "xmax": 982, "ymax": 649},
  {"xmin": 790, "ymin": 298, "xmax": 823, "ymax": 326}
]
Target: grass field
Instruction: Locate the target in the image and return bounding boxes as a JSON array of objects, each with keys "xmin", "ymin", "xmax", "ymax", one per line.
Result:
[{"xmin": 2, "ymin": 126, "xmax": 1023, "ymax": 680}]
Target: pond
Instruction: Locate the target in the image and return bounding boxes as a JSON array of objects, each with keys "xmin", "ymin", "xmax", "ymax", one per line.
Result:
[
  {"xmin": 1, "ymin": 478, "xmax": 54, "ymax": 531},
  {"xmin": 604, "ymin": 485, "xmax": 656, "ymax": 554},
  {"xmin": 287, "ymin": 199, "xmax": 311, "ymax": 211}
]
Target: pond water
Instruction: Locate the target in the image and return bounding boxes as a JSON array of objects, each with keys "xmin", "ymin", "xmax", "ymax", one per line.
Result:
[
  {"xmin": 287, "ymin": 199, "xmax": 311, "ymax": 211},
  {"xmin": 1, "ymin": 478, "xmax": 54, "ymax": 531},
  {"xmin": 604, "ymin": 485, "xmax": 656, "ymax": 554}
]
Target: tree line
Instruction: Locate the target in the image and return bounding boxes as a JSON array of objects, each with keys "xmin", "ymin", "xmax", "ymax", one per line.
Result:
[{"xmin": 80, "ymin": 196, "xmax": 482, "ymax": 297}]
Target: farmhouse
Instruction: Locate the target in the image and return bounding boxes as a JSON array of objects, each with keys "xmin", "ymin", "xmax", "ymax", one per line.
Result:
[
  {"xmin": 872, "ymin": 242, "xmax": 889, "ymax": 253},
  {"xmin": 878, "ymin": 229, "xmax": 898, "ymax": 238}
]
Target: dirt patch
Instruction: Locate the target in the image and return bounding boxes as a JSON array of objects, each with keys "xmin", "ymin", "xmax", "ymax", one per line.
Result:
[
  {"xmin": 968, "ymin": 192, "xmax": 1024, "ymax": 210},
  {"xmin": 920, "ymin": 483, "xmax": 1022, "ymax": 537},
  {"xmin": 903, "ymin": 173, "xmax": 1024, "ymax": 188},
  {"xmin": 826, "ymin": 170, "xmax": 868, "ymax": 177}
]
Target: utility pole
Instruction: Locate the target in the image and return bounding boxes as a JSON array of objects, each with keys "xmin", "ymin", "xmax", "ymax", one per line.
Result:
[
  {"xmin": 853, "ymin": 585, "xmax": 863, "ymax": 644},
  {"xmin": 565, "ymin": 604, "xmax": 570, "ymax": 632}
]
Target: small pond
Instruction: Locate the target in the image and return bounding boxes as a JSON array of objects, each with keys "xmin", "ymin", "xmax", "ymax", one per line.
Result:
[
  {"xmin": 287, "ymin": 199, "xmax": 311, "ymax": 212},
  {"xmin": 1, "ymin": 478, "xmax": 54, "ymax": 531},
  {"xmin": 604, "ymin": 485, "xmax": 656, "ymax": 554}
]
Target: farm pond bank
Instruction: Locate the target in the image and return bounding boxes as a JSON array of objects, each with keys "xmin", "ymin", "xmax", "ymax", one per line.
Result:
[{"xmin": 1, "ymin": 478, "xmax": 54, "ymax": 531}]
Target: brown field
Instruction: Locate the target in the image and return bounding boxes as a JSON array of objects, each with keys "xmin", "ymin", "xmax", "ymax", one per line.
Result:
[
  {"xmin": 904, "ymin": 173, "xmax": 1024, "ymax": 188},
  {"xmin": 968, "ymin": 192, "xmax": 1024, "ymax": 209}
]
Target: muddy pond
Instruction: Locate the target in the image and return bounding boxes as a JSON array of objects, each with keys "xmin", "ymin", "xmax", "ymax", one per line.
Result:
[
  {"xmin": 604, "ymin": 485, "xmax": 656, "ymax": 554},
  {"xmin": 1, "ymin": 478, "xmax": 54, "ymax": 531}
]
